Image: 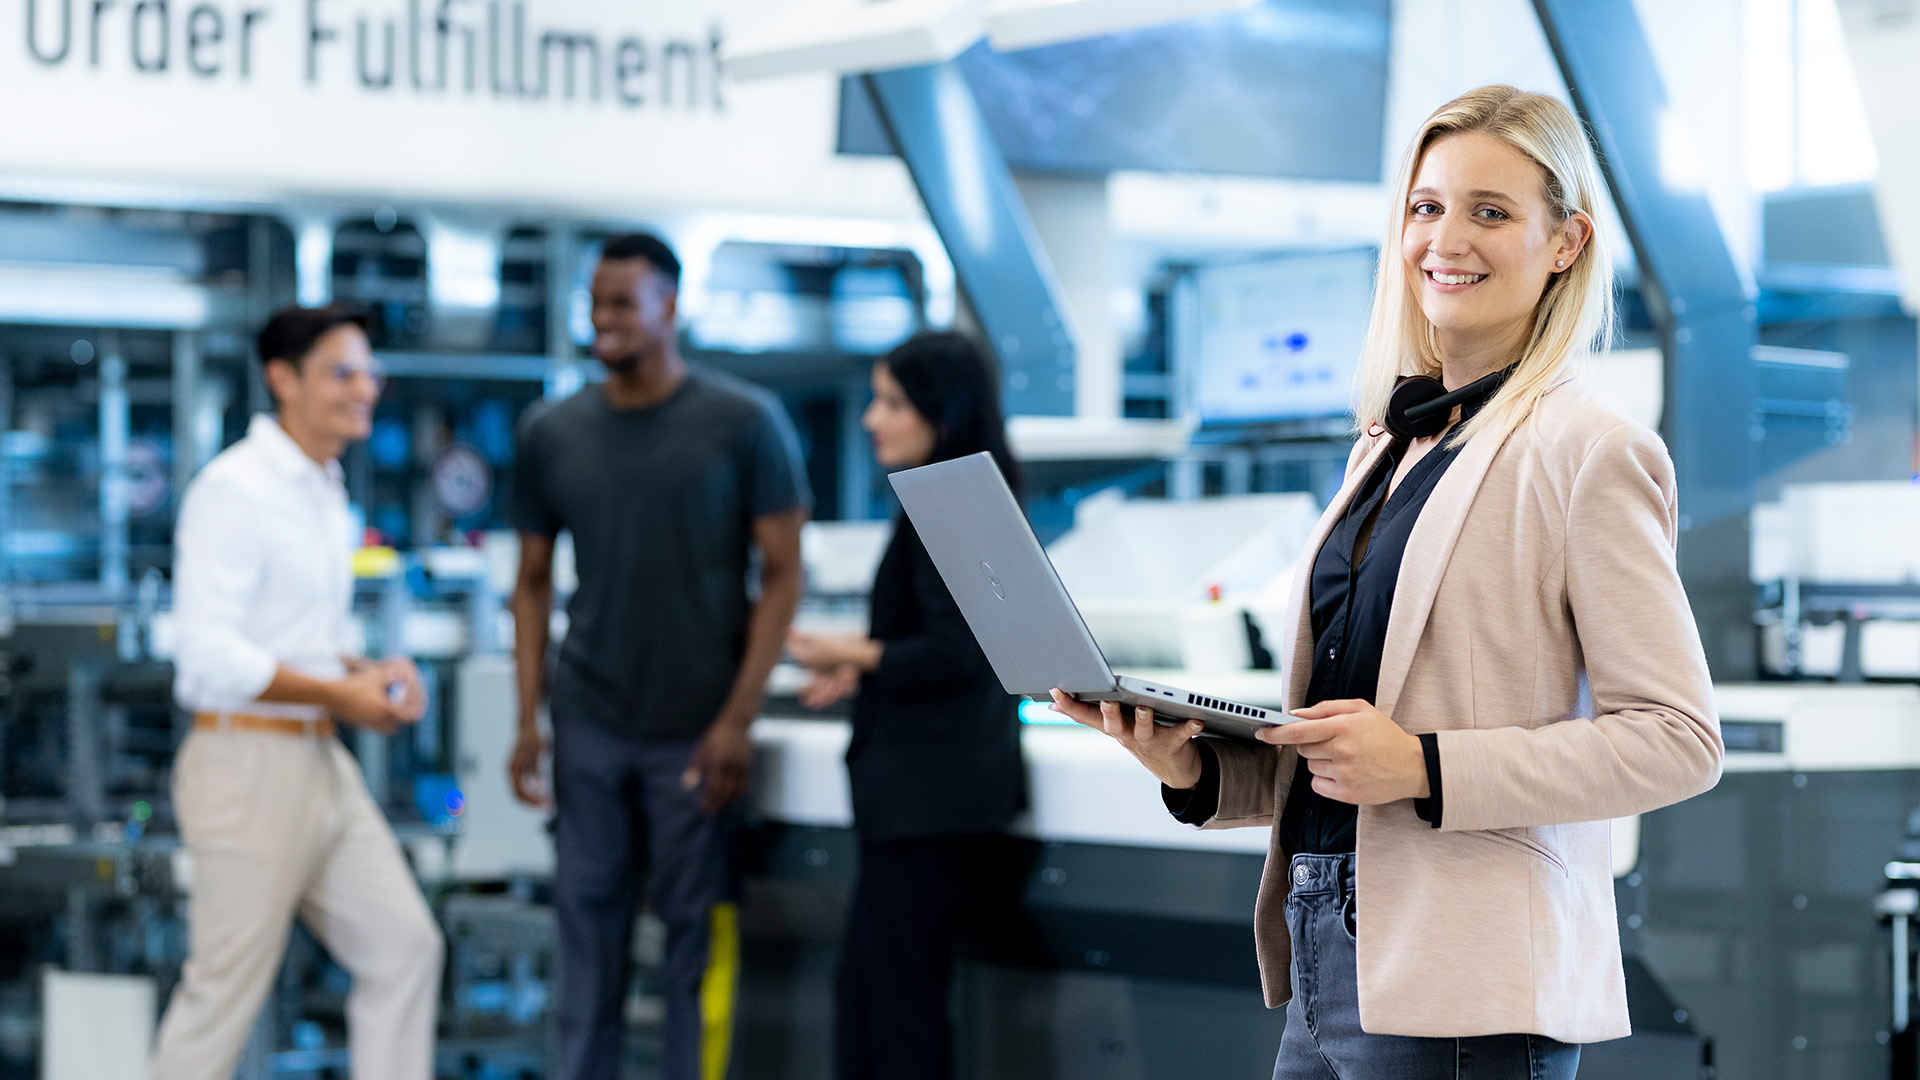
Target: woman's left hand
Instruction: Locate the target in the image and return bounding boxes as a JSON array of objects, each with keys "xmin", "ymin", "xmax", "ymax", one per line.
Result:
[
  {"xmin": 787, "ymin": 630, "xmax": 879, "ymax": 672},
  {"xmin": 1258, "ymin": 699, "xmax": 1429, "ymax": 805}
]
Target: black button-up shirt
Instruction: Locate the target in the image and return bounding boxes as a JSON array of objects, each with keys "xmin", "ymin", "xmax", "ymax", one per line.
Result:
[
  {"xmin": 1276, "ymin": 431, "xmax": 1460, "ymax": 853},
  {"xmin": 1165, "ymin": 424, "xmax": 1473, "ymax": 846}
]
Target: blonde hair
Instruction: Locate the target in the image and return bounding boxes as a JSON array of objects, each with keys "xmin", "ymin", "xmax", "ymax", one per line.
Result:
[{"xmin": 1353, "ymin": 85, "xmax": 1614, "ymax": 446}]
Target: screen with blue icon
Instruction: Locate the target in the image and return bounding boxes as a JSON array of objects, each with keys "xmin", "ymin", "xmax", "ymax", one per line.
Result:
[{"xmin": 1187, "ymin": 248, "xmax": 1376, "ymax": 423}]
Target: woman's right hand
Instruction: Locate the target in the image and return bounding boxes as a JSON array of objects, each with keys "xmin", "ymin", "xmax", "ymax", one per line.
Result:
[
  {"xmin": 798, "ymin": 665, "xmax": 861, "ymax": 710},
  {"xmin": 1049, "ymin": 689, "xmax": 1206, "ymax": 790}
]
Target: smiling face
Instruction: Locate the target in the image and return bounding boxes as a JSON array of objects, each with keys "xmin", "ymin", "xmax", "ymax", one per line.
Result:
[
  {"xmin": 266, "ymin": 323, "xmax": 380, "ymax": 449},
  {"xmin": 862, "ymin": 362, "xmax": 938, "ymax": 469},
  {"xmin": 589, "ymin": 256, "xmax": 677, "ymax": 371},
  {"xmin": 1400, "ymin": 131, "xmax": 1590, "ymax": 369}
]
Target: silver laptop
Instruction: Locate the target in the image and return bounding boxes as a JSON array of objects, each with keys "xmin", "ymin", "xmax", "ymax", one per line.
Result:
[{"xmin": 889, "ymin": 452, "xmax": 1291, "ymax": 742}]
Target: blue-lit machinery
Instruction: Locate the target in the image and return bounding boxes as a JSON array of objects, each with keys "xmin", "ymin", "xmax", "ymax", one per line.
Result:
[{"xmin": 0, "ymin": 198, "xmax": 948, "ymax": 1076}]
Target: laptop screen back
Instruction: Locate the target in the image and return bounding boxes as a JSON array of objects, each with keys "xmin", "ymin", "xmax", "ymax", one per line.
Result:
[{"xmin": 889, "ymin": 453, "xmax": 1117, "ymax": 698}]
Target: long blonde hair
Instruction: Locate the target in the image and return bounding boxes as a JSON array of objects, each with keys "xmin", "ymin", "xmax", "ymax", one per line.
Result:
[{"xmin": 1353, "ymin": 85, "xmax": 1615, "ymax": 445}]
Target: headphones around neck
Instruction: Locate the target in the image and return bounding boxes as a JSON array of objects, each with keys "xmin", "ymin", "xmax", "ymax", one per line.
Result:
[{"xmin": 1381, "ymin": 365, "xmax": 1518, "ymax": 441}]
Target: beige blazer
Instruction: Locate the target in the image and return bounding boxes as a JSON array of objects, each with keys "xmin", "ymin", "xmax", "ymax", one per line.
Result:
[{"xmin": 1202, "ymin": 384, "xmax": 1722, "ymax": 1043}]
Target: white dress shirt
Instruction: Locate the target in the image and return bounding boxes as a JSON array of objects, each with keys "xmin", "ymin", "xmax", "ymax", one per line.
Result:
[{"xmin": 172, "ymin": 414, "xmax": 357, "ymax": 718}]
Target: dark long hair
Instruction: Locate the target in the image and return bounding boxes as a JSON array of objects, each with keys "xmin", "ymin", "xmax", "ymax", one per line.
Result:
[{"xmin": 880, "ymin": 331, "xmax": 1021, "ymax": 498}]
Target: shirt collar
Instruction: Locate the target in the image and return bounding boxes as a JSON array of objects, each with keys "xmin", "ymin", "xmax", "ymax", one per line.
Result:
[{"xmin": 247, "ymin": 413, "xmax": 345, "ymax": 486}]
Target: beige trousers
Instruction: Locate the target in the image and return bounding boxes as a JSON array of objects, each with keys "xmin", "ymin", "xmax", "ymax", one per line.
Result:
[{"xmin": 150, "ymin": 729, "xmax": 443, "ymax": 1080}]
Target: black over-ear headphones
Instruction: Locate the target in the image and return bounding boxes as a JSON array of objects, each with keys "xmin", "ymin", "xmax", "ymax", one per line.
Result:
[{"xmin": 1381, "ymin": 364, "xmax": 1518, "ymax": 440}]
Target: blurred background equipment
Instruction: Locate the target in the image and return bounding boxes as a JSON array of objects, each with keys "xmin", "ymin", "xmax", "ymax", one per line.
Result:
[{"xmin": 0, "ymin": 0, "xmax": 1918, "ymax": 1076}]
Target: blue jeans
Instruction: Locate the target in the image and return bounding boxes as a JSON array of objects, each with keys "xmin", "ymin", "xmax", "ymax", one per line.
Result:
[{"xmin": 1272, "ymin": 854, "xmax": 1581, "ymax": 1080}]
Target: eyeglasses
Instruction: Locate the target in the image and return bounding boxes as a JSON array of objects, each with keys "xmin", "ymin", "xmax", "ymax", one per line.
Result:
[{"xmin": 324, "ymin": 360, "xmax": 387, "ymax": 392}]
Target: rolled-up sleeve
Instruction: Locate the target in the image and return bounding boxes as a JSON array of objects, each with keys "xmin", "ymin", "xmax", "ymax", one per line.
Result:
[
  {"xmin": 743, "ymin": 393, "xmax": 811, "ymax": 519},
  {"xmin": 171, "ymin": 472, "xmax": 278, "ymax": 708}
]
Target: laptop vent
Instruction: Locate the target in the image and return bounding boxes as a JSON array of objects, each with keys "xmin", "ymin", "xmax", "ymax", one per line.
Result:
[{"xmin": 1187, "ymin": 694, "xmax": 1267, "ymax": 719}]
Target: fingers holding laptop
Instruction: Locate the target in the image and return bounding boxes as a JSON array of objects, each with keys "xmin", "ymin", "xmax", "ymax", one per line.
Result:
[
  {"xmin": 1049, "ymin": 689, "xmax": 1206, "ymax": 790},
  {"xmin": 1256, "ymin": 698, "xmax": 1428, "ymax": 805}
]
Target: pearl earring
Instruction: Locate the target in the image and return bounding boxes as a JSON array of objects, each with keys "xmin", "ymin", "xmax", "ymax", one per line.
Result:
[{"xmin": 1556, "ymin": 260, "xmax": 1565, "ymax": 268}]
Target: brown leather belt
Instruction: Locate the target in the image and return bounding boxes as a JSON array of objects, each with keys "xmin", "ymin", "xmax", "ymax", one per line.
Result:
[{"xmin": 193, "ymin": 712, "xmax": 336, "ymax": 739}]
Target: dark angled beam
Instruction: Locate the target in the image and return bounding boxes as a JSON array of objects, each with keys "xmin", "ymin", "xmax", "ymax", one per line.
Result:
[
  {"xmin": 1533, "ymin": 0, "xmax": 1760, "ymax": 679},
  {"xmin": 863, "ymin": 64, "xmax": 1078, "ymax": 416}
]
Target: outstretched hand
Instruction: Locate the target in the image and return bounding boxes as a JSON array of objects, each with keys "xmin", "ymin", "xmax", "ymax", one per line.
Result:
[
  {"xmin": 798, "ymin": 665, "xmax": 861, "ymax": 709},
  {"xmin": 787, "ymin": 629, "xmax": 879, "ymax": 673},
  {"xmin": 1257, "ymin": 698, "xmax": 1428, "ymax": 805}
]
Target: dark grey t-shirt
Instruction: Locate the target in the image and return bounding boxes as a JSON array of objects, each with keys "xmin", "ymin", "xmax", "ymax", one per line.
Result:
[{"xmin": 510, "ymin": 369, "xmax": 810, "ymax": 739}]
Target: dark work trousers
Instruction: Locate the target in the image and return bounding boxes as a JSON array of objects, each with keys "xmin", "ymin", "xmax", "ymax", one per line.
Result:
[
  {"xmin": 551, "ymin": 713, "xmax": 737, "ymax": 1080},
  {"xmin": 833, "ymin": 834, "xmax": 1011, "ymax": 1080},
  {"xmin": 1273, "ymin": 853, "xmax": 1582, "ymax": 1080}
]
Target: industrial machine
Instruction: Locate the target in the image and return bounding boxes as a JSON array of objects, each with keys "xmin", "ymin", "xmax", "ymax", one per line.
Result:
[{"xmin": 0, "ymin": 199, "xmax": 944, "ymax": 1078}]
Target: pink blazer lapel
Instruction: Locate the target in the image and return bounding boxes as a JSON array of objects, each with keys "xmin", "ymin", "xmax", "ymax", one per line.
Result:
[
  {"xmin": 1278, "ymin": 436, "xmax": 1395, "ymax": 709},
  {"xmin": 1371, "ymin": 421, "xmax": 1518, "ymax": 720}
]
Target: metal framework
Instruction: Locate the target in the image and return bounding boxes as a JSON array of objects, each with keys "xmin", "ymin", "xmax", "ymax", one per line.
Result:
[
  {"xmin": 1534, "ymin": 0, "xmax": 1761, "ymax": 679},
  {"xmin": 861, "ymin": 65, "xmax": 1078, "ymax": 416}
]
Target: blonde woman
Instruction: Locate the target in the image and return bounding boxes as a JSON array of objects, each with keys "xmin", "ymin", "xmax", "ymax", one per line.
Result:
[{"xmin": 1051, "ymin": 85, "xmax": 1723, "ymax": 1077}]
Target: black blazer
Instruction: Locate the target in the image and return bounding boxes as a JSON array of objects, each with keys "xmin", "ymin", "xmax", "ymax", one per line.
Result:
[{"xmin": 846, "ymin": 513, "xmax": 1026, "ymax": 842}]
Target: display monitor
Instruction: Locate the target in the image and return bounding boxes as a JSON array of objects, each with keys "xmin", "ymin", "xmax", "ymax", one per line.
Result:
[{"xmin": 1186, "ymin": 249, "xmax": 1377, "ymax": 424}]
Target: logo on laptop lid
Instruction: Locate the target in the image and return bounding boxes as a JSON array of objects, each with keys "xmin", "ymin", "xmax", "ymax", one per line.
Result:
[{"xmin": 981, "ymin": 561, "xmax": 1006, "ymax": 600}]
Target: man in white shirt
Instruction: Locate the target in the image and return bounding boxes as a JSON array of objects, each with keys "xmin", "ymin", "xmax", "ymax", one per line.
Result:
[{"xmin": 151, "ymin": 305, "xmax": 443, "ymax": 1080}]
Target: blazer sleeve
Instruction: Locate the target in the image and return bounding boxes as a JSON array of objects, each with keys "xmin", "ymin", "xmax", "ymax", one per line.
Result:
[
  {"xmin": 1433, "ymin": 422, "xmax": 1724, "ymax": 832},
  {"xmin": 1196, "ymin": 739, "xmax": 1286, "ymax": 828},
  {"xmin": 865, "ymin": 528, "xmax": 995, "ymax": 699}
]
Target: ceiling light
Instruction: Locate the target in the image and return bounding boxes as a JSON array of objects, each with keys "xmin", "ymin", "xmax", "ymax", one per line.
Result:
[
  {"xmin": 725, "ymin": 0, "xmax": 1261, "ymax": 80},
  {"xmin": 984, "ymin": 0, "xmax": 1260, "ymax": 53},
  {"xmin": 726, "ymin": 0, "xmax": 986, "ymax": 81}
]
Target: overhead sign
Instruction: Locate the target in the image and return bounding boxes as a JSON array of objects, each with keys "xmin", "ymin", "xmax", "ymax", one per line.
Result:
[{"xmin": 0, "ymin": 0, "xmax": 921, "ymax": 216}]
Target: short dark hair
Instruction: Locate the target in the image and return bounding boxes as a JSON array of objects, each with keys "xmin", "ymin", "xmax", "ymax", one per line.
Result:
[
  {"xmin": 599, "ymin": 232, "xmax": 681, "ymax": 286},
  {"xmin": 880, "ymin": 331, "xmax": 1021, "ymax": 497},
  {"xmin": 256, "ymin": 303, "xmax": 371, "ymax": 372}
]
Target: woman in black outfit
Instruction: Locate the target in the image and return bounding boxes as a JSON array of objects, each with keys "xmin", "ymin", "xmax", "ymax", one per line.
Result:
[{"xmin": 787, "ymin": 330, "xmax": 1027, "ymax": 1080}]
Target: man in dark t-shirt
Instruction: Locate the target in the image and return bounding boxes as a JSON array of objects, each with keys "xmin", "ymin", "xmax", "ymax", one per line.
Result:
[{"xmin": 507, "ymin": 233, "xmax": 809, "ymax": 1080}]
